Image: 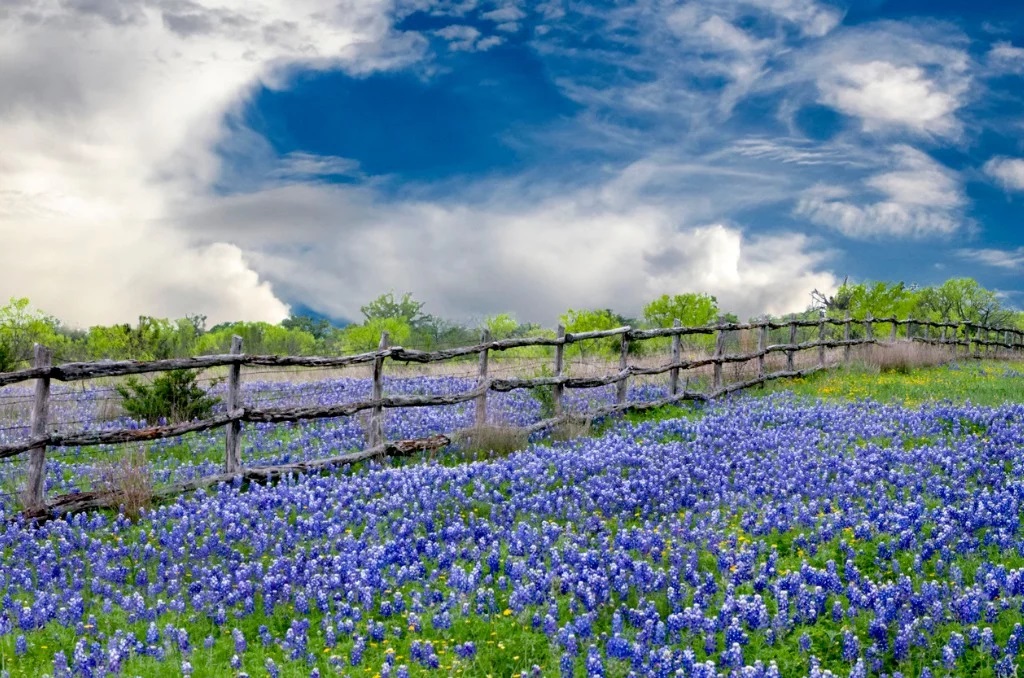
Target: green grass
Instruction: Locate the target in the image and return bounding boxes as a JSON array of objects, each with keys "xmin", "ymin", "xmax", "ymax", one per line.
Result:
[{"xmin": 755, "ymin": 359, "xmax": 1024, "ymax": 407}]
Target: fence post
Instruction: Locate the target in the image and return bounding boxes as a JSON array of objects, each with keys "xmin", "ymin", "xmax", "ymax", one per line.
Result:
[
  {"xmin": 865, "ymin": 313, "xmax": 874, "ymax": 343},
  {"xmin": 367, "ymin": 331, "xmax": 389, "ymax": 449},
  {"xmin": 224, "ymin": 335, "xmax": 243, "ymax": 474},
  {"xmin": 669, "ymin": 319, "xmax": 682, "ymax": 396},
  {"xmin": 553, "ymin": 325, "xmax": 565, "ymax": 417},
  {"xmin": 713, "ymin": 323, "xmax": 725, "ymax": 391},
  {"xmin": 843, "ymin": 312, "xmax": 851, "ymax": 364},
  {"xmin": 817, "ymin": 316, "xmax": 826, "ymax": 367},
  {"xmin": 475, "ymin": 329, "xmax": 490, "ymax": 428},
  {"xmin": 786, "ymin": 317, "xmax": 797, "ymax": 372},
  {"xmin": 890, "ymin": 319, "xmax": 897, "ymax": 344},
  {"xmin": 616, "ymin": 330, "xmax": 630, "ymax": 405},
  {"xmin": 25, "ymin": 344, "xmax": 52, "ymax": 510},
  {"xmin": 757, "ymin": 322, "xmax": 768, "ymax": 382}
]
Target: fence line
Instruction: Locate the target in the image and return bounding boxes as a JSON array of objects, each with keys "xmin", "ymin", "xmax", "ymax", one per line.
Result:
[{"xmin": 1, "ymin": 315, "xmax": 1022, "ymax": 512}]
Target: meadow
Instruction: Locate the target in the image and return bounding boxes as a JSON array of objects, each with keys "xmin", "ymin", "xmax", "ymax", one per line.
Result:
[{"xmin": 0, "ymin": 357, "xmax": 1023, "ymax": 677}]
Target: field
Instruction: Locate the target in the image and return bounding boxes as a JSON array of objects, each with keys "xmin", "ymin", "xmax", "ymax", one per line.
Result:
[{"xmin": 1, "ymin": 359, "xmax": 1024, "ymax": 677}]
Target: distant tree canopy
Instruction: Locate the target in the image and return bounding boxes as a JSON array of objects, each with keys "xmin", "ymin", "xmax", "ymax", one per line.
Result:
[{"xmin": 0, "ymin": 277, "xmax": 1019, "ymax": 368}]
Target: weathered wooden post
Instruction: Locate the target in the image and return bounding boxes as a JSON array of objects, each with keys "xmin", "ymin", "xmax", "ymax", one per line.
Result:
[
  {"xmin": 224, "ymin": 335, "xmax": 243, "ymax": 474},
  {"xmin": 616, "ymin": 329, "xmax": 630, "ymax": 405},
  {"xmin": 786, "ymin": 317, "xmax": 797, "ymax": 372},
  {"xmin": 475, "ymin": 329, "xmax": 490, "ymax": 428},
  {"xmin": 367, "ymin": 331, "xmax": 389, "ymax": 449},
  {"xmin": 890, "ymin": 319, "xmax": 898, "ymax": 344},
  {"xmin": 865, "ymin": 313, "xmax": 874, "ymax": 343},
  {"xmin": 757, "ymin": 321, "xmax": 768, "ymax": 382},
  {"xmin": 553, "ymin": 325, "xmax": 565, "ymax": 417},
  {"xmin": 817, "ymin": 315, "xmax": 826, "ymax": 367},
  {"xmin": 25, "ymin": 344, "xmax": 52, "ymax": 510},
  {"xmin": 713, "ymin": 322, "xmax": 726, "ymax": 391},
  {"xmin": 843, "ymin": 312, "xmax": 852, "ymax": 364},
  {"xmin": 669, "ymin": 319, "xmax": 682, "ymax": 397}
]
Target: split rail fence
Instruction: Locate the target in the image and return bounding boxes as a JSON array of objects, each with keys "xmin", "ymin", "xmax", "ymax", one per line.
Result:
[{"xmin": 1, "ymin": 315, "xmax": 1022, "ymax": 514}]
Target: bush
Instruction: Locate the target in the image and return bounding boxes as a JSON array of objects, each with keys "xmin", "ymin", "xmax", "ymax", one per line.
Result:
[{"xmin": 116, "ymin": 369, "xmax": 220, "ymax": 424}]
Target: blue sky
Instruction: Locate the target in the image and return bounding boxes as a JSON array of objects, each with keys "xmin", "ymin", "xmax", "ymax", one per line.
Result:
[{"xmin": 1, "ymin": 0, "xmax": 1022, "ymax": 326}]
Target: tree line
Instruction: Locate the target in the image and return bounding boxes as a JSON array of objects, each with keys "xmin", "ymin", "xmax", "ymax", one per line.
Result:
[{"xmin": 0, "ymin": 278, "xmax": 1020, "ymax": 371}]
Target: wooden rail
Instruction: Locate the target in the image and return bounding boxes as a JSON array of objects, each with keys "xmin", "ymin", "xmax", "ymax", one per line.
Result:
[{"xmin": 2, "ymin": 315, "xmax": 1022, "ymax": 511}]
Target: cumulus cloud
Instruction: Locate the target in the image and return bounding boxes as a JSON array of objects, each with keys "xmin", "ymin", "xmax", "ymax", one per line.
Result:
[
  {"xmin": 817, "ymin": 61, "xmax": 965, "ymax": 136},
  {"xmin": 0, "ymin": 0, "xmax": 425, "ymax": 326},
  {"xmin": 178, "ymin": 161, "xmax": 836, "ymax": 323},
  {"xmin": 983, "ymin": 157, "xmax": 1024, "ymax": 191},
  {"xmin": 795, "ymin": 145, "xmax": 966, "ymax": 238}
]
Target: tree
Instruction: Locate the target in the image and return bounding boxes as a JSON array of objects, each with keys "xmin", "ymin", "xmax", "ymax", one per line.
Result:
[
  {"xmin": 642, "ymin": 293, "xmax": 719, "ymax": 328},
  {"xmin": 281, "ymin": 314, "xmax": 332, "ymax": 341},
  {"xmin": 918, "ymin": 277, "xmax": 1011, "ymax": 326},
  {"xmin": 341, "ymin": 317, "xmax": 412, "ymax": 353},
  {"xmin": 483, "ymin": 313, "xmax": 518, "ymax": 340},
  {"xmin": 559, "ymin": 308, "xmax": 621, "ymax": 359},
  {"xmin": 0, "ymin": 297, "xmax": 72, "ymax": 368},
  {"xmin": 360, "ymin": 292, "xmax": 426, "ymax": 327}
]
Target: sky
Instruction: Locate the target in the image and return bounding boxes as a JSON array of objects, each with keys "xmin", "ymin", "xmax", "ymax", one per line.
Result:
[{"xmin": 1, "ymin": 0, "xmax": 1022, "ymax": 328}]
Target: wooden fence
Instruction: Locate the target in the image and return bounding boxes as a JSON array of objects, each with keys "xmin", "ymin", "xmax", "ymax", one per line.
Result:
[{"xmin": 1, "ymin": 315, "xmax": 1022, "ymax": 514}]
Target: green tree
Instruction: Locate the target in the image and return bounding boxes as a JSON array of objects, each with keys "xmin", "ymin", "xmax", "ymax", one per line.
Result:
[
  {"xmin": 483, "ymin": 313, "xmax": 519, "ymax": 340},
  {"xmin": 918, "ymin": 277, "xmax": 1011, "ymax": 326},
  {"xmin": 281, "ymin": 314, "xmax": 332, "ymax": 341},
  {"xmin": 0, "ymin": 297, "xmax": 72, "ymax": 368},
  {"xmin": 559, "ymin": 308, "xmax": 621, "ymax": 359},
  {"xmin": 116, "ymin": 370, "xmax": 220, "ymax": 424},
  {"xmin": 360, "ymin": 292, "xmax": 426, "ymax": 327},
  {"xmin": 341, "ymin": 317, "xmax": 412, "ymax": 353},
  {"xmin": 642, "ymin": 293, "xmax": 719, "ymax": 328}
]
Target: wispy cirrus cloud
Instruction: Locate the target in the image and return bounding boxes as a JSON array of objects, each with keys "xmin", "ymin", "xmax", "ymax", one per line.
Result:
[
  {"xmin": 795, "ymin": 146, "xmax": 967, "ymax": 239},
  {"xmin": 959, "ymin": 247, "xmax": 1024, "ymax": 270}
]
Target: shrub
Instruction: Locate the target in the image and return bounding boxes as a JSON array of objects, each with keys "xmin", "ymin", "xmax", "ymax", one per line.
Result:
[{"xmin": 116, "ymin": 369, "xmax": 220, "ymax": 424}]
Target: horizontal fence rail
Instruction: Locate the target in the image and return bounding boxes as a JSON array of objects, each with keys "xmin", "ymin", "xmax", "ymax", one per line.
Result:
[{"xmin": 1, "ymin": 315, "xmax": 1022, "ymax": 514}]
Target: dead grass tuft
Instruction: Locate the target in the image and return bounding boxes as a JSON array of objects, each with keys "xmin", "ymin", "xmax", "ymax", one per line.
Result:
[
  {"xmin": 860, "ymin": 341, "xmax": 952, "ymax": 374},
  {"xmin": 453, "ymin": 424, "xmax": 529, "ymax": 461},
  {"xmin": 95, "ymin": 446, "xmax": 153, "ymax": 520}
]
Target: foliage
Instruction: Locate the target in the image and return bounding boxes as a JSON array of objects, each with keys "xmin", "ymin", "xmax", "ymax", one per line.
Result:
[
  {"xmin": 115, "ymin": 370, "xmax": 221, "ymax": 424},
  {"xmin": 197, "ymin": 322, "xmax": 317, "ymax": 356},
  {"xmin": 643, "ymin": 293, "xmax": 720, "ymax": 351},
  {"xmin": 482, "ymin": 313, "xmax": 519, "ymax": 340},
  {"xmin": 360, "ymin": 292, "xmax": 426, "ymax": 326},
  {"xmin": 642, "ymin": 292, "xmax": 719, "ymax": 328},
  {"xmin": 559, "ymin": 308, "xmax": 621, "ymax": 359},
  {"xmin": 84, "ymin": 316, "xmax": 202, "ymax": 360},
  {"xmin": 529, "ymin": 364, "xmax": 557, "ymax": 419},
  {"xmin": 280, "ymin": 314, "xmax": 332, "ymax": 340},
  {"xmin": 341, "ymin": 317, "xmax": 412, "ymax": 353},
  {"xmin": 0, "ymin": 297, "xmax": 72, "ymax": 367}
]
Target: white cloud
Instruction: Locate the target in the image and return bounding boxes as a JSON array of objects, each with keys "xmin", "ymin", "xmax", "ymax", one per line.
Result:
[
  {"xmin": 989, "ymin": 41, "xmax": 1024, "ymax": 72},
  {"xmin": 179, "ymin": 161, "xmax": 836, "ymax": 322},
  {"xmin": 959, "ymin": 247, "xmax": 1024, "ymax": 271},
  {"xmin": 0, "ymin": 0, "xmax": 425, "ymax": 326},
  {"xmin": 817, "ymin": 61, "xmax": 965, "ymax": 137},
  {"xmin": 983, "ymin": 156, "xmax": 1024, "ymax": 191},
  {"xmin": 795, "ymin": 145, "xmax": 966, "ymax": 238}
]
